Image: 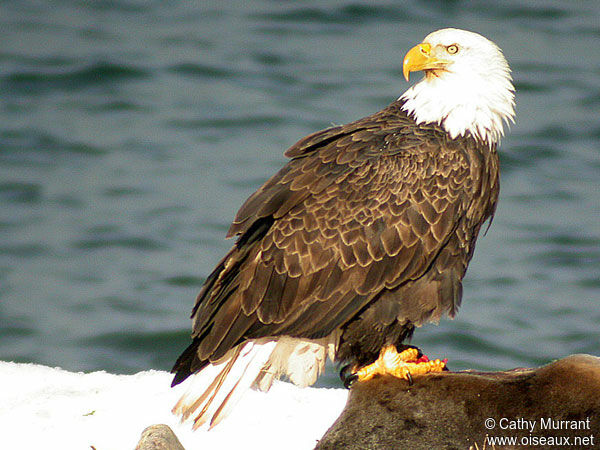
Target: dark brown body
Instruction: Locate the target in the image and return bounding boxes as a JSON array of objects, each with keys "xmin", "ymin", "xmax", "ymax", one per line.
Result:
[{"xmin": 172, "ymin": 99, "xmax": 499, "ymax": 385}]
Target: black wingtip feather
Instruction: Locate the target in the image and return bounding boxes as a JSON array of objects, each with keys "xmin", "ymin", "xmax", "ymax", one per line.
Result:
[{"xmin": 171, "ymin": 338, "xmax": 207, "ymax": 387}]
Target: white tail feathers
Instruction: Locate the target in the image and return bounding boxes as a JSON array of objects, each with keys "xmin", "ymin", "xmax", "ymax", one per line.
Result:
[
  {"xmin": 172, "ymin": 335, "xmax": 337, "ymax": 429},
  {"xmin": 172, "ymin": 340, "xmax": 276, "ymax": 429},
  {"xmin": 253, "ymin": 336, "xmax": 328, "ymax": 391}
]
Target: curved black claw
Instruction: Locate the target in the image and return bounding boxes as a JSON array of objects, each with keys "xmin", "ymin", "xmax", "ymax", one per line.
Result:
[
  {"xmin": 340, "ymin": 364, "xmax": 358, "ymax": 389},
  {"xmin": 344, "ymin": 373, "xmax": 358, "ymax": 389},
  {"xmin": 406, "ymin": 371, "xmax": 414, "ymax": 386}
]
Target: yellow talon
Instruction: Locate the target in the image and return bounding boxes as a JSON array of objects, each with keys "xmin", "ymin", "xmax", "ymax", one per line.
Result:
[{"xmin": 354, "ymin": 345, "xmax": 446, "ymax": 383}]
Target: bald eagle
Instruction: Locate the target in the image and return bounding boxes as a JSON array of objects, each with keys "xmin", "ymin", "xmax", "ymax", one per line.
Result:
[{"xmin": 171, "ymin": 28, "xmax": 515, "ymax": 428}]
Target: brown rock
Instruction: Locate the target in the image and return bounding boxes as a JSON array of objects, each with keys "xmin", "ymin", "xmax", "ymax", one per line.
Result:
[
  {"xmin": 316, "ymin": 354, "xmax": 600, "ymax": 450},
  {"xmin": 135, "ymin": 424, "xmax": 185, "ymax": 450}
]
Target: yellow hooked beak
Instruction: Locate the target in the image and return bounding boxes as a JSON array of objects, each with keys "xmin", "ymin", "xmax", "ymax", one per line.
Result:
[{"xmin": 402, "ymin": 42, "xmax": 450, "ymax": 82}]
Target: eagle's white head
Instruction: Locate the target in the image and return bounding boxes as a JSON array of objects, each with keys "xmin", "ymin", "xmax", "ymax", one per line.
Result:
[{"xmin": 400, "ymin": 28, "xmax": 515, "ymax": 145}]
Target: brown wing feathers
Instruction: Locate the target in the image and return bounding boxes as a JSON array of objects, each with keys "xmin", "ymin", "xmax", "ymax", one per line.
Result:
[{"xmin": 172, "ymin": 100, "xmax": 491, "ymax": 385}]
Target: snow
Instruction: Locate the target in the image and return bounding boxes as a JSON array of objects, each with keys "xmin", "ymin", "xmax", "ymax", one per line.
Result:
[{"xmin": 0, "ymin": 361, "xmax": 348, "ymax": 450}]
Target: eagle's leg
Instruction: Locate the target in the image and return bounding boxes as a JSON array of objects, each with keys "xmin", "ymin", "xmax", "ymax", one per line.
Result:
[{"xmin": 343, "ymin": 345, "xmax": 446, "ymax": 388}]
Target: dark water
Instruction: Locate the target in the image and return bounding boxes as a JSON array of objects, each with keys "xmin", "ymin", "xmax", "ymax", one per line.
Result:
[{"xmin": 1, "ymin": 1, "xmax": 599, "ymax": 388}]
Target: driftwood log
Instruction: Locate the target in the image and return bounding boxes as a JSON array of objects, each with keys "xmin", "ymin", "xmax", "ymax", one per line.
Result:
[{"xmin": 316, "ymin": 354, "xmax": 600, "ymax": 449}]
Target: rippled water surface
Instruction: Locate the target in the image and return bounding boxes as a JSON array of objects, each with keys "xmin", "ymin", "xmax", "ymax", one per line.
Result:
[{"xmin": 1, "ymin": 1, "xmax": 599, "ymax": 387}]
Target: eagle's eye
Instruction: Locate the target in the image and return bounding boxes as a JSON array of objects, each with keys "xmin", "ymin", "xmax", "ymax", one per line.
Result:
[{"xmin": 446, "ymin": 44, "xmax": 459, "ymax": 54}]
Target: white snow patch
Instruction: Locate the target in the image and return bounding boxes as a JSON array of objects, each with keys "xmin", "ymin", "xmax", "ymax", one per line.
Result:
[{"xmin": 0, "ymin": 361, "xmax": 347, "ymax": 449}]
